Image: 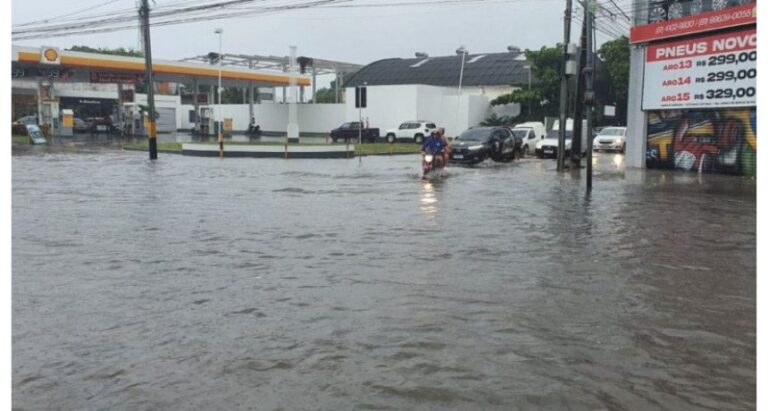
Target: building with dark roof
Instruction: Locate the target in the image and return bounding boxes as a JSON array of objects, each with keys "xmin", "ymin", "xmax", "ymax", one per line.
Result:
[
  {"xmin": 341, "ymin": 51, "xmax": 528, "ymax": 137},
  {"xmin": 343, "ymin": 51, "xmax": 530, "ymax": 89}
]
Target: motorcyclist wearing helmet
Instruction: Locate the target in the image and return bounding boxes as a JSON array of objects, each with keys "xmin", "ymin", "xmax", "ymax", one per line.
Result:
[
  {"xmin": 422, "ymin": 130, "xmax": 445, "ymax": 167},
  {"xmin": 436, "ymin": 127, "xmax": 451, "ymax": 165}
]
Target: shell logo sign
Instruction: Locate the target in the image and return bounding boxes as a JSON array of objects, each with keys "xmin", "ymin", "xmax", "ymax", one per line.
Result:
[{"xmin": 40, "ymin": 47, "xmax": 60, "ymax": 65}]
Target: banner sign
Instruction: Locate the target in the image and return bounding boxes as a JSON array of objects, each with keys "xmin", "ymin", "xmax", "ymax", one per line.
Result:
[
  {"xmin": 90, "ymin": 71, "xmax": 144, "ymax": 84},
  {"xmin": 642, "ymin": 28, "xmax": 756, "ymax": 110},
  {"xmin": 12, "ymin": 67, "xmax": 69, "ymax": 79},
  {"xmin": 630, "ymin": 2, "xmax": 756, "ymax": 44}
]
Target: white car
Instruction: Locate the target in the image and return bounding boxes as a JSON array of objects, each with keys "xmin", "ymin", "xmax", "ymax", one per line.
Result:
[
  {"xmin": 385, "ymin": 121, "xmax": 437, "ymax": 144},
  {"xmin": 535, "ymin": 129, "xmax": 574, "ymax": 158},
  {"xmin": 592, "ymin": 127, "xmax": 627, "ymax": 153}
]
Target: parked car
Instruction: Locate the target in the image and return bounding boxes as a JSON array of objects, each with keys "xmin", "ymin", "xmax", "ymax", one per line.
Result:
[
  {"xmin": 12, "ymin": 115, "xmax": 38, "ymax": 135},
  {"xmin": 330, "ymin": 122, "xmax": 380, "ymax": 143},
  {"xmin": 510, "ymin": 125, "xmax": 544, "ymax": 157},
  {"xmin": 73, "ymin": 117, "xmax": 89, "ymax": 132},
  {"xmin": 535, "ymin": 118, "xmax": 588, "ymax": 158},
  {"xmin": 513, "ymin": 121, "xmax": 546, "ymax": 137},
  {"xmin": 592, "ymin": 126, "xmax": 627, "ymax": 153},
  {"xmin": 25, "ymin": 125, "xmax": 47, "ymax": 145},
  {"xmin": 385, "ymin": 121, "xmax": 437, "ymax": 144},
  {"xmin": 535, "ymin": 129, "xmax": 574, "ymax": 158},
  {"xmin": 593, "ymin": 126, "xmax": 605, "ymax": 136},
  {"xmin": 449, "ymin": 127, "xmax": 518, "ymax": 164}
]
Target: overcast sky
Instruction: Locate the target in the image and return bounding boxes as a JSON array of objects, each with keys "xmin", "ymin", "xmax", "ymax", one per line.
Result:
[{"xmin": 11, "ymin": 0, "xmax": 620, "ymax": 87}]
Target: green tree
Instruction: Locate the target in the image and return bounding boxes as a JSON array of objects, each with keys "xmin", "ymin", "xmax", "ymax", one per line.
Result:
[
  {"xmin": 313, "ymin": 88, "xmax": 337, "ymax": 103},
  {"xmin": 480, "ymin": 113, "xmax": 514, "ymax": 126},
  {"xmin": 311, "ymin": 79, "xmax": 341, "ymax": 103},
  {"xmin": 67, "ymin": 45, "xmax": 144, "ymax": 57},
  {"xmin": 491, "ymin": 45, "xmax": 563, "ymax": 122},
  {"xmin": 597, "ymin": 36, "xmax": 630, "ymax": 124},
  {"xmin": 220, "ymin": 87, "xmax": 245, "ymax": 104}
]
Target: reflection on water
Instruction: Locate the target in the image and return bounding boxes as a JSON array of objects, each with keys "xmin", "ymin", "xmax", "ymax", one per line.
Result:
[
  {"xmin": 12, "ymin": 151, "xmax": 756, "ymax": 410},
  {"xmin": 420, "ymin": 180, "xmax": 439, "ymax": 216}
]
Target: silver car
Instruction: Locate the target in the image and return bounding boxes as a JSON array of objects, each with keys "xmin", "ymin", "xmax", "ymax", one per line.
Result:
[{"xmin": 592, "ymin": 127, "xmax": 627, "ymax": 153}]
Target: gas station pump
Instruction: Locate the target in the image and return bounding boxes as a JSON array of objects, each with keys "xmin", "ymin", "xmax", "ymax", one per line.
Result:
[
  {"xmin": 60, "ymin": 109, "xmax": 74, "ymax": 137},
  {"xmin": 38, "ymin": 81, "xmax": 58, "ymax": 138},
  {"xmin": 195, "ymin": 105, "xmax": 214, "ymax": 137}
]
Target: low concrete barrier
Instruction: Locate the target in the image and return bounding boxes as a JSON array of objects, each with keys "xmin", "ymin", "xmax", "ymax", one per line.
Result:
[{"xmin": 181, "ymin": 143, "xmax": 355, "ymax": 159}]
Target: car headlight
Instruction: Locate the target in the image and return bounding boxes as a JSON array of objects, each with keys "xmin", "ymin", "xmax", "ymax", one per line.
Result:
[
  {"xmin": 468, "ymin": 144, "xmax": 484, "ymax": 151},
  {"xmin": 535, "ymin": 141, "xmax": 543, "ymax": 149}
]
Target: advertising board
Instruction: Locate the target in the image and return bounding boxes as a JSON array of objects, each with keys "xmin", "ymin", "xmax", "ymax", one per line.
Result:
[
  {"xmin": 642, "ymin": 27, "xmax": 756, "ymax": 110},
  {"xmin": 630, "ymin": 2, "xmax": 756, "ymax": 44}
]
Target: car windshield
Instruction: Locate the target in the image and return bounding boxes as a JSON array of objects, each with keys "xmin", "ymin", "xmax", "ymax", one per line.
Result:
[
  {"xmin": 598, "ymin": 128, "xmax": 625, "ymax": 136},
  {"xmin": 546, "ymin": 130, "xmax": 572, "ymax": 140},
  {"xmin": 511, "ymin": 129, "xmax": 529, "ymax": 139},
  {"xmin": 457, "ymin": 128, "xmax": 492, "ymax": 141}
]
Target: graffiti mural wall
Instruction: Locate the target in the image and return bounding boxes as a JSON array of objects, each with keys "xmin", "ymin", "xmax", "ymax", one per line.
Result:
[{"xmin": 646, "ymin": 108, "xmax": 756, "ymax": 177}]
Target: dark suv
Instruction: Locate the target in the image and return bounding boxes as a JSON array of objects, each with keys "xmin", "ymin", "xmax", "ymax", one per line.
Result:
[{"xmin": 449, "ymin": 127, "xmax": 520, "ymax": 164}]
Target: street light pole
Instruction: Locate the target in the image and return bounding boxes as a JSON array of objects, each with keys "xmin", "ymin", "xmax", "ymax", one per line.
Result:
[
  {"xmin": 215, "ymin": 28, "xmax": 223, "ymax": 158},
  {"xmin": 456, "ymin": 46, "xmax": 468, "ymax": 136},
  {"xmin": 523, "ymin": 65, "xmax": 532, "ymax": 117}
]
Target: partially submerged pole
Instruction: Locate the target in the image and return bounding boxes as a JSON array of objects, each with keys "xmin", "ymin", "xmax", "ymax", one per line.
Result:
[
  {"xmin": 139, "ymin": 0, "xmax": 157, "ymax": 160},
  {"xmin": 585, "ymin": 0, "xmax": 596, "ymax": 190},
  {"xmin": 557, "ymin": 0, "xmax": 573, "ymax": 172}
]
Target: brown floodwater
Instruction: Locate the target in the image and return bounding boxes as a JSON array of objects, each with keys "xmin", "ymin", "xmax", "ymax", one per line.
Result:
[{"xmin": 12, "ymin": 146, "xmax": 755, "ymax": 410}]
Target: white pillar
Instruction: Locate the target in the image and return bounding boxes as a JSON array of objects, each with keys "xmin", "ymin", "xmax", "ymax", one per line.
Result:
[
  {"xmin": 626, "ymin": 44, "xmax": 647, "ymax": 169},
  {"xmin": 286, "ymin": 46, "xmax": 299, "ymax": 139}
]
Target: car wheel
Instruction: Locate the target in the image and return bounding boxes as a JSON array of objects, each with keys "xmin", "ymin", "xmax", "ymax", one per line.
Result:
[
  {"xmin": 621, "ymin": 143, "xmax": 626, "ymax": 153},
  {"xmin": 386, "ymin": 134, "xmax": 396, "ymax": 144},
  {"xmin": 332, "ymin": 136, "xmax": 338, "ymax": 143},
  {"xmin": 523, "ymin": 145, "xmax": 530, "ymax": 157},
  {"xmin": 414, "ymin": 134, "xmax": 424, "ymax": 144}
]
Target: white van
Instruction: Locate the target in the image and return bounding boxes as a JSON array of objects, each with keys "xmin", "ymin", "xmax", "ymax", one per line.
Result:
[
  {"xmin": 510, "ymin": 121, "xmax": 546, "ymax": 156},
  {"xmin": 534, "ymin": 118, "xmax": 588, "ymax": 158}
]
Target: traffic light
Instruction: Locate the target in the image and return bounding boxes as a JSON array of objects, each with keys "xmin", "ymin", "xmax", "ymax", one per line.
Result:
[{"xmin": 355, "ymin": 86, "xmax": 367, "ymax": 108}]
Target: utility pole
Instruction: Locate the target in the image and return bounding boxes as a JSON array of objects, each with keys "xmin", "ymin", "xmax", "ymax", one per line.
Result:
[
  {"xmin": 557, "ymin": 0, "xmax": 573, "ymax": 172},
  {"xmin": 571, "ymin": 16, "xmax": 587, "ymax": 169},
  {"xmin": 139, "ymin": 0, "xmax": 157, "ymax": 160},
  {"xmin": 215, "ymin": 28, "xmax": 223, "ymax": 157},
  {"xmin": 585, "ymin": 0, "xmax": 596, "ymax": 190}
]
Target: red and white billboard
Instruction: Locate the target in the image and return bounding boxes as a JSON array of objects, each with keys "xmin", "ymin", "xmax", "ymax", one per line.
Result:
[
  {"xmin": 642, "ymin": 28, "xmax": 756, "ymax": 110},
  {"xmin": 630, "ymin": 2, "xmax": 756, "ymax": 44}
]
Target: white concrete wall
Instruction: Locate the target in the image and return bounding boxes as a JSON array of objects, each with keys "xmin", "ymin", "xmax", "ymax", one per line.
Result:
[
  {"xmin": 135, "ymin": 94, "xmax": 183, "ymax": 130},
  {"xmin": 415, "ymin": 85, "xmax": 456, "ymax": 133},
  {"xmin": 345, "ymin": 85, "xmax": 419, "ymax": 134},
  {"xmin": 343, "ymin": 84, "xmax": 516, "ymax": 137},
  {"xmin": 297, "ymin": 104, "xmax": 348, "ymax": 133},
  {"xmin": 176, "ymin": 102, "xmax": 346, "ymax": 133}
]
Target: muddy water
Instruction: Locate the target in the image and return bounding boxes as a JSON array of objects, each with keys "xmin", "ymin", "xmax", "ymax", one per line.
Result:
[{"xmin": 12, "ymin": 147, "xmax": 755, "ymax": 410}]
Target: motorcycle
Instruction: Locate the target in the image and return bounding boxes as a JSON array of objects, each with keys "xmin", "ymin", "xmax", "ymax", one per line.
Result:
[{"xmin": 422, "ymin": 149, "xmax": 445, "ymax": 178}]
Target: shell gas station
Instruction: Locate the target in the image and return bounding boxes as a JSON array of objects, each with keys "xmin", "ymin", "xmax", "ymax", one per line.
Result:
[{"xmin": 11, "ymin": 45, "xmax": 314, "ymax": 137}]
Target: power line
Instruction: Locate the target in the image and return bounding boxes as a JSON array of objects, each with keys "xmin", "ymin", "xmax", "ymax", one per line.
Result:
[{"xmin": 12, "ymin": 0, "xmax": 565, "ymax": 40}]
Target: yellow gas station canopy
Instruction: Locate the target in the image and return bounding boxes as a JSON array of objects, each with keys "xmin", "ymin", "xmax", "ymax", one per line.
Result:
[{"xmin": 12, "ymin": 46, "xmax": 310, "ymax": 87}]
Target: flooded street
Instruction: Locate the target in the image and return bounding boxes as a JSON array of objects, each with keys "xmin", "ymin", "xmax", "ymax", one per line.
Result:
[{"xmin": 12, "ymin": 148, "xmax": 755, "ymax": 410}]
